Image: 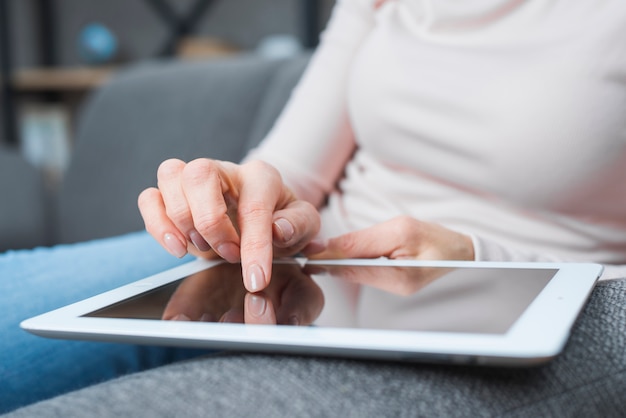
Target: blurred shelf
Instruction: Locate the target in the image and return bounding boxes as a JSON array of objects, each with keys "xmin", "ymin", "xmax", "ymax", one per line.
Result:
[
  {"xmin": 176, "ymin": 37, "xmax": 240, "ymax": 60},
  {"xmin": 11, "ymin": 67, "xmax": 115, "ymax": 92}
]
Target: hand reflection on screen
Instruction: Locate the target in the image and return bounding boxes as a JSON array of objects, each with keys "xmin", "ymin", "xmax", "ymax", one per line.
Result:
[
  {"xmin": 308, "ymin": 264, "xmax": 454, "ymax": 296},
  {"xmin": 162, "ymin": 262, "xmax": 324, "ymax": 326}
]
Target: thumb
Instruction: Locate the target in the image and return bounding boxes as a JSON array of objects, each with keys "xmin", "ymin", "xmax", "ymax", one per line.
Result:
[{"xmin": 309, "ymin": 223, "xmax": 402, "ymax": 259}]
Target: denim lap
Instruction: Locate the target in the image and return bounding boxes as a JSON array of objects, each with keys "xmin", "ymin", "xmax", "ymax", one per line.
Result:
[{"xmin": 0, "ymin": 231, "xmax": 206, "ymax": 413}]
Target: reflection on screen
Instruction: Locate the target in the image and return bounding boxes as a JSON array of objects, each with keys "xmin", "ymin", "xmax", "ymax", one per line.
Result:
[{"xmin": 84, "ymin": 262, "xmax": 556, "ymax": 334}]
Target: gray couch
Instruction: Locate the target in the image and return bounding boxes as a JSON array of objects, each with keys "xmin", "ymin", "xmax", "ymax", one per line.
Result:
[
  {"xmin": 0, "ymin": 150, "xmax": 47, "ymax": 251},
  {"xmin": 2, "ymin": 55, "xmax": 625, "ymax": 417},
  {"xmin": 0, "ymin": 53, "xmax": 309, "ymax": 252}
]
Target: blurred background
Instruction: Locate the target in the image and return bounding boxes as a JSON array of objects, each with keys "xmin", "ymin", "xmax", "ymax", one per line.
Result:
[
  {"xmin": 1, "ymin": 0, "xmax": 333, "ymax": 169},
  {"xmin": 0, "ymin": 0, "xmax": 335, "ymax": 254}
]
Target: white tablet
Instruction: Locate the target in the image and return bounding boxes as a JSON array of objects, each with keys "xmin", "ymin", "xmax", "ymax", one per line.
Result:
[{"xmin": 21, "ymin": 258, "xmax": 602, "ymax": 367}]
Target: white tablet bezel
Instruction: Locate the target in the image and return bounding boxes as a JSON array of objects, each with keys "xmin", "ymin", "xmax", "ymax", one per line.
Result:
[{"xmin": 20, "ymin": 258, "xmax": 602, "ymax": 367}]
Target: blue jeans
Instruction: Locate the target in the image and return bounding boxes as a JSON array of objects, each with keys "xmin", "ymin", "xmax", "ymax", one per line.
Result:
[{"xmin": 0, "ymin": 231, "xmax": 209, "ymax": 413}]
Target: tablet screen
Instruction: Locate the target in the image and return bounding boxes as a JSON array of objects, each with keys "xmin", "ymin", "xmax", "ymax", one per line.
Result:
[{"xmin": 84, "ymin": 262, "xmax": 557, "ymax": 335}]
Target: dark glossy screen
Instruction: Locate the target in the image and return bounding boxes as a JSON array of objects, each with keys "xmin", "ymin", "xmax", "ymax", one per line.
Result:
[{"xmin": 84, "ymin": 262, "xmax": 556, "ymax": 334}]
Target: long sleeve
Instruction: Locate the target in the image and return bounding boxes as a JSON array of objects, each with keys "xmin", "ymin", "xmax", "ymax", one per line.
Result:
[
  {"xmin": 246, "ymin": 0, "xmax": 375, "ymax": 207},
  {"xmin": 246, "ymin": 0, "xmax": 626, "ymax": 277}
]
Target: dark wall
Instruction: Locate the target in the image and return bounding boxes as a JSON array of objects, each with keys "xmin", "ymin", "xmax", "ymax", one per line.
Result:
[
  {"xmin": 9, "ymin": 0, "xmax": 335, "ymax": 68},
  {"xmin": 0, "ymin": 0, "xmax": 335, "ymax": 145}
]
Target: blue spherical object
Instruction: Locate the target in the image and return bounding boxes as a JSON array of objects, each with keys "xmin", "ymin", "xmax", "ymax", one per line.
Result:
[{"xmin": 79, "ymin": 23, "xmax": 118, "ymax": 64}]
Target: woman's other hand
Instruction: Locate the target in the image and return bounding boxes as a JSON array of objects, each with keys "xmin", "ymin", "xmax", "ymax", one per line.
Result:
[
  {"xmin": 311, "ymin": 216, "xmax": 475, "ymax": 262},
  {"xmin": 138, "ymin": 158, "xmax": 321, "ymax": 293}
]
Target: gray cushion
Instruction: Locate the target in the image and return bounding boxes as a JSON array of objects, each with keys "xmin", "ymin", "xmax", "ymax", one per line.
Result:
[
  {"xmin": 56, "ymin": 55, "xmax": 284, "ymax": 244},
  {"xmin": 0, "ymin": 150, "xmax": 47, "ymax": 251},
  {"xmin": 7, "ymin": 279, "xmax": 625, "ymax": 417}
]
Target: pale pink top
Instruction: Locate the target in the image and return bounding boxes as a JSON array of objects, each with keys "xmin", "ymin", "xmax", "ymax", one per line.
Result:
[{"xmin": 249, "ymin": 0, "xmax": 626, "ymax": 280}]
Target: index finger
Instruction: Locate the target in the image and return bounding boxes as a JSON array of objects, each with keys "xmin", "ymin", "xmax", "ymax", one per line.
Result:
[{"xmin": 236, "ymin": 160, "xmax": 287, "ymax": 292}]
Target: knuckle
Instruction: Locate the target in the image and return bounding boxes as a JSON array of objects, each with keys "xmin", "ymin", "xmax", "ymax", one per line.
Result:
[
  {"xmin": 182, "ymin": 158, "xmax": 217, "ymax": 186},
  {"xmin": 243, "ymin": 160, "xmax": 281, "ymax": 181},
  {"xmin": 336, "ymin": 233, "xmax": 360, "ymax": 253},
  {"xmin": 157, "ymin": 159, "xmax": 185, "ymax": 179},
  {"xmin": 165, "ymin": 205, "xmax": 190, "ymax": 224},
  {"xmin": 193, "ymin": 212, "xmax": 229, "ymax": 236},
  {"xmin": 395, "ymin": 215, "xmax": 415, "ymax": 227},
  {"xmin": 239, "ymin": 201, "xmax": 272, "ymax": 221},
  {"xmin": 291, "ymin": 206, "xmax": 321, "ymax": 238},
  {"xmin": 137, "ymin": 187, "xmax": 158, "ymax": 209},
  {"xmin": 244, "ymin": 159, "xmax": 270, "ymax": 171},
  {"xmin": 392, "ymin": 216, "xmax": 420, "ymax": 235},
  {"xmin": 242, "ymin": 236, "xmax": 271, "ymax": 253}
]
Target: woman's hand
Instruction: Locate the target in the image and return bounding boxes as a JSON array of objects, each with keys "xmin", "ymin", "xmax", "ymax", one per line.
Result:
[
  {"xmin": 138, "ymin": 158, "xmax": 321, "ymax": 292},
  {"xmin": 311, "ymin": 216, "xmax": 475, "ymax": 262}
]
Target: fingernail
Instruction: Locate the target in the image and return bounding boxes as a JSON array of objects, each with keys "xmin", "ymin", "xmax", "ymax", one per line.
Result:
[
  {"xmin": 189, "ymin": 230, "xmax": 211, "ymax": 252},
  {"xmin": 248, "ymin": 295, "xmax": 267, "ymax": 318},
  {"xmin": 273, "ymin": 218, "xmax": 295, "ymax": 243},
  {"xmin": 216, "ymin": 242, "xmax": 240, "ymax": 263},
  {"xmin": 164, "ymin": 233, "xmax": 187, "ymax": 258},
  {"xmin": 288, "ymin": 315, "xmax": 300, "ymax": 326},
  {"xmin": 247, "ymin": 264, "xmax": 265, "ymax": 292},
  {"xmin": 199, "ymin": 313, "xmax": 215, "ymax": 322},
  {"xmin": 219, "ymin": 309, "xmax": 243, "ymax": 323},
  {"xmin": 171, "ymin": 313, "xmax": 190, "ymax": 321}
]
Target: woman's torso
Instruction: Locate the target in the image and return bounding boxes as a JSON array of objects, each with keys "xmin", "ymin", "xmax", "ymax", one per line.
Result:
[{"xmin": 324, "ymin": 0, "xmax": 626, "ymax": 263}]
